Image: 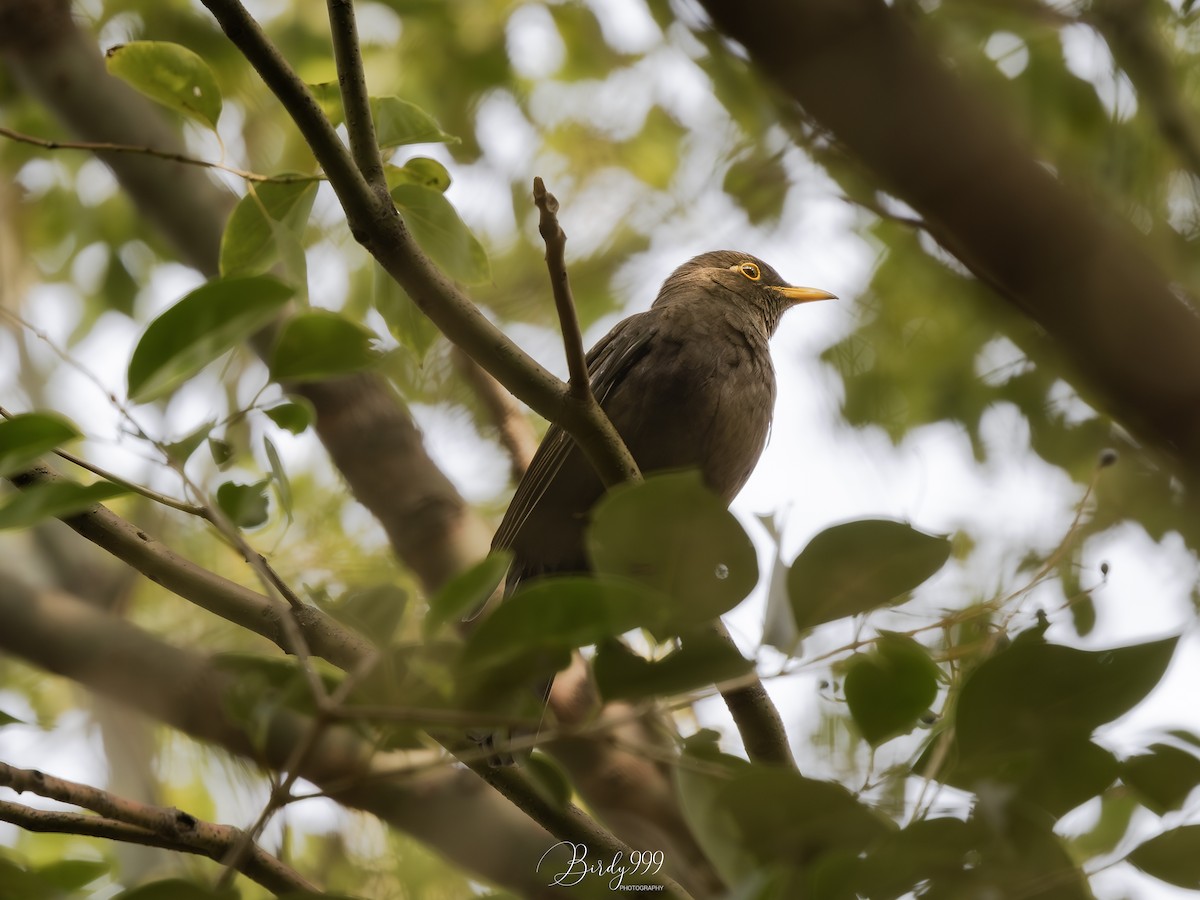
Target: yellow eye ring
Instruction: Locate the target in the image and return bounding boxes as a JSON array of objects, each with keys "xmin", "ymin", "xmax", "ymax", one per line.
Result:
[{"xmin": 738, "ymin": 262, "xmax": 761, "ymax": 281}]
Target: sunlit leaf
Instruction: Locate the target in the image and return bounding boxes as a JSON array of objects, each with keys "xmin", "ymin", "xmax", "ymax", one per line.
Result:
[
  {"xmin": 0, "ymin": 480, "xmax": 128, "ymax": 530},
  {"xmin": 0, "ymin": 413, "xmax": 80, "ymax": 477},
  {"xmin": 269, "ymin": 311, "xmax": 379, "ymax": 382},
  {"xmin": 263, "ymin": 436, "xmax": 292, "ymax": 522},
  {"xmin": 127, "ymin": 276, "xmax": 293, "ymax": 402},
  {"xmin": 375, "ymin": 262, "xmax": 440, "ymax": 360},
  {"xmin": 788, "ymin": 519, "xmax": 951, "ymax": 630},
  {"xmin": 371, "ymin": 96, "xmax": 459, "ymax": 148},
  {"xmin": 386, "ymin": 157, "xmax": 452, "ymax": 193},
  {"xmin": 391, "ymin": 184, "xmax": 490, "ymax": 285},
  {"xmin": 105, "ymin": 41, "xmax": 222, "ymax": 129},
  {"xmin": 219, "ymin": 178, "xmax": 318, "ymax": 279},
  {"xmin": 425, "ymin": 551, "xmax": 512, "ymax": 636}
]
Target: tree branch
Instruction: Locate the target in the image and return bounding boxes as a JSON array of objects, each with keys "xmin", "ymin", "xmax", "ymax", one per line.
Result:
[
  {"xmin": 0, "ymin": 579, "xmax": 692, "ymax": 899},
  {"xmin": 533, "ymin": 177, "xmax": 591, "ymax": 397},
  {"xmin": 198, "ymin": 0, "xmax": 640, "ymax": 488},
  {"xmin": 0, "ymin": 766, "xmax": 316, "ymax": 895},
  {"xmin": 325, "ymin": 0, "xmax": 387, "ymax": 195},
  {"xmin": 8, "ymin": 466, "xmax": 373, "ymax": 671},
  {"xmin": 697, "ymin": 0, "xmax": 1200, "ymax": 477}
]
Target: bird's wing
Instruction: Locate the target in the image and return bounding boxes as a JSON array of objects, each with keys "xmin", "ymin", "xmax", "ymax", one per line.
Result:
[{"xmin": 491, "ymin": 312, "xmax": 658, "ymax": 553}]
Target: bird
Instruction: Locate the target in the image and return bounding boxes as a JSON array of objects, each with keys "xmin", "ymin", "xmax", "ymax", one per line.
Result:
[
  {"xmin": 492, "ymin": 250, "xmax": 836, "ymax": 590},
  {"xmin": 477, "ymin": 251, "xmax": 833, "ymax": 764}
]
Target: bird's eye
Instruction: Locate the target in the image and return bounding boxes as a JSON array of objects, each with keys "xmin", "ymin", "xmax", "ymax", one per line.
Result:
[{"xmin": 738, "ymin": 262, "xmax": 761, "ymax": 281}]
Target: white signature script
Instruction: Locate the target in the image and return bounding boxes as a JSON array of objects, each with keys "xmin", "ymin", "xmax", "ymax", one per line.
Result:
[{"xmin": 536, "ymin": 841, "xmax": 665, "ymax": 890}]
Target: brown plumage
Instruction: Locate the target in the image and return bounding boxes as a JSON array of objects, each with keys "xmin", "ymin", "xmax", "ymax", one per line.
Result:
[
  {"xmin": 479, "ymin": 251, "xmax": 833, "ymax": 764},
  {"xmin": 492, "ymin": 250, "xmax": 835, "ymax": 591}
]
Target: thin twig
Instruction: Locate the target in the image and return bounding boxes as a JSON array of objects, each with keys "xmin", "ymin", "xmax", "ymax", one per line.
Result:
[
  {"xmin": 0, "ymin": 765, "xmax": 316, "ymax": 895},
  {"xmin": 325, "ymin": 0, "xmax": 388, "ymax": 195},
  {"xmin": 0, "ymin": 125, "xmax": 317, "ymax": 184},
  {"xmin": 533, "ymin": 177, "xmax": 591, "ymax": 397},
  {"xmin": 198, "ymin": 0, "xmax": 640, "ymax": 487}
]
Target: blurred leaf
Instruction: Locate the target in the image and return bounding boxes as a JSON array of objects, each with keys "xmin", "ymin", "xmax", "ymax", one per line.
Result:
[
  {"xmin": 855, "ymin": 817, "xmax": 975, "ymax": 899},
  {"xmin": 956, "ymin": 632, "xmax": 1178, "ymax": 757},
  {"xmin": 127, "ymin": 275, "xmax": 293, "ymax": 402},
  {"xmin": 0, "ymin": 412, "xmax": 80, "ymax": 477},
  {"xmin": 375, "ymin": 262, "xmax": 440, "ymax": 360},
  {"xmin": 263, "ymin": 399, "xmax": 314, "ymax": 435},
  {"xmin": 328, "ymin": 584, "xmax": 408, "ymax": 648},
  {"xmin": 788, "ymin": 519, "xmax": 951, "ymax": 630},
  {"xmin": 1128, "ymin": 825, "xmax": 1200, "ymax": 889},
  {"xmin": 720, "ymin": 767, "xmax": 891, "ymax": 870},
  {"xmin": 219, "ymin": 178, "xmax": 318, "ymax": 279},
  {"xmin": 371, "ymin": 96, "xmax": 458, "ymax": 148},
  {"xmin": 386, "ymin": 157, "xmax": 452, "ymax": 193},
  {"xmin": 1122, "ymin": 743, "xmax": 1200, "ymax": 814},
  {"xmin": 114, "ymin": 877, "xmax": 239, "ymax": 899},
  {"xmin": 391, "ymin": 184, "xmax": 490, "ymax": 285},
  {"xmin": 164, "ymin": 420, "xmax": 214, "ymax": 466},
  {"xmin": 524, "ymin": 752, "xmax": 572, "ymax": 809},
  {"xmin": 844, "ymin": 633, "xmax": 940, "ymax": 746},
  {"xmin": 269, "ymin": 310, "xmax": 379, "ymax": 381},
  {"xmin": 208, "ymin": 436, "xmax": 234, "ymax": 469},
  {"xmin": 424, "ymin": 551, "xmax": 511, "ymax": 636},
  {"xmin": 676, "ymin": 737, "xmax": 756, "ymax": 884},
  {"xmin": 105, "ymin": 41, "xmax": 222, "ymax": 128},
  {"xmin": 593, "ymin": 631, "xmax": 753, "ymax": 703},
  {"xmin": 724, "ymin": 151, "xmax": 787, "ymax": 224},
  {"xmin": 588, "ymin": 471, "xmax": 758, "ymax": 636},
  {"xmin": 263, "ymin": 435, "xmax": 292, "ymax": 522},
  {"xmin": 0, "ymin": 480, "xmax": 127, "ymax": 530},
  {"xmin": 215, "ymin": 479, "xmax": 269, "ymax": 528},
  {"xmin": 0, "ymin": 709, "xmax": 24, "ymax": 726},
  {"xmin": 32, "ymin": 859, "xmax": 108, "ymax": 892},
  {"xmin": 1068, "ymin": 788, "xmax": 1138, "ymax": 860}
]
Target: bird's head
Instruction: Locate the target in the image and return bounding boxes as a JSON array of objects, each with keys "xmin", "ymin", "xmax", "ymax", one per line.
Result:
[{"xmin": 652, "ymin": 250, "xmax": 836, "ymax": 335}]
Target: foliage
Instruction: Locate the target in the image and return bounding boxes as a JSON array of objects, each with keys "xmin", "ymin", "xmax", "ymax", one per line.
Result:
[{"xmin": 2, "ymin": 0, "xmax": 1200, "ymax": 898}]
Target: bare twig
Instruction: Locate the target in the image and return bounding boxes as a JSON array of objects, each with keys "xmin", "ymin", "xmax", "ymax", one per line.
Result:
[
  {"xmin": 0, "ymin": 125, "xmax": 316, "ymax": 184},
  {"xmin": 533, "ymin": 177, "xmax": 591, "ymax": 397},
  {"xmin": 198, "ymin": 0, "xmax": 640, "ymax": 488},
  {"xmin": 325, "ymin": 0, "xmax": 388, "ymax": 195},
  {"xmin": 0, "ymin": 765, "xmax": 316, "ymax": 894}
]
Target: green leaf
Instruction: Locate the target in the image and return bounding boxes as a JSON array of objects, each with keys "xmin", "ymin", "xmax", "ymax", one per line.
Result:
[
  {"xmin": 114, "ymin": 877, "xmax": 240, "ymax": 900},
  {"xmin": 0, "ymin": 480, "xmax": 128, "ymax": 530},
  {"xmin": 424, "ymin": 551, "xmax": 511, "ymax": 636},
  {"xmin": 593, "ymin": 632, "xmax": 753, "ymax": 703},
  {"xmin": 163, "ymin": 420, "xmax": 214, "ymax": 466},
  {"xmin": 587, "ymin": 471, "xmax": 758, "ymax": 636},
  {"xmin": 676, "ymin": 738, "xmax": 756, "ymax": 884},
  {"xmin": 720, "ymin": 767, "xmax": 891, "ymax": 869},
  {"xmin": 263, "ymin": 399, "xmax": 314, "ymax": 435},
  {"xmin": 127, "ymin": 275, "xmax": 293, "ymax": 402},
  {"xmin": 208, "ymin": 437, "xmax": 234, "ymax": 469},
  {"xmin": 956, "ymin": 632, "xmax": 1178, "ymax": 758},
  {"xmin": 328, "ymin": 585, "xmax": 408, "ymax": 648},
  {"xmin": 269, "ymin": 311, "xmax": 379, "ymax": 382},
  {"xmin": 1128, "ymin": 825, "xmax": 1200, "ymax": 889},
  {"xmin": 856, "ymin": 817, "xmax": 975, "ymax": 898},
  {"xmin": 219, "ymin": 178, "xmax": 318, "ymax": 279},
  {"xmin": 263, "ymin": 436, "xmax": 292, "ymax": 522},
  {"xmin": 0, "ymin": 412, "xmax": 80, "ymax": 477},
  {"xmin": 215, "ymin": 479, "xmax": 269, "ymax": 529},
  {"xmin": 105, "ymin": 41, "xmax": 222, "ymax": 129},
  {"xmin": 844, "ymin": 633, "xmax": 940, "ymax": 746},
  {"xmin": 386, "ymin": 157, "xmax": 452, "ymax": 193},
  {"xmin": 788, "ymin": 519, "xmax": 951, "ymax": 630},
  {"xmin": 1122, "ymin": 743, "xmax": 1200, "ymax": 814},
  {"xmin": 34, "ymin": 859, "xmax": 108, "ymax": 891},
  {"xmin": 371, "ymin": 96, "xmax": 458, "ymax": 148},
  {"xmin": 0, "ymin": 709, "xmax": 25, "ymax": 726},
  {"xmin": 391, "ymin": 183, "xmax": 490, "ymax": 285},
  {"xmin": 375, "ymin": 262, "xmax": 440, "ymax": 360},
  {"xmin": 463, "ymin": 576, "xmax": 662, "ymax": 671}
]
